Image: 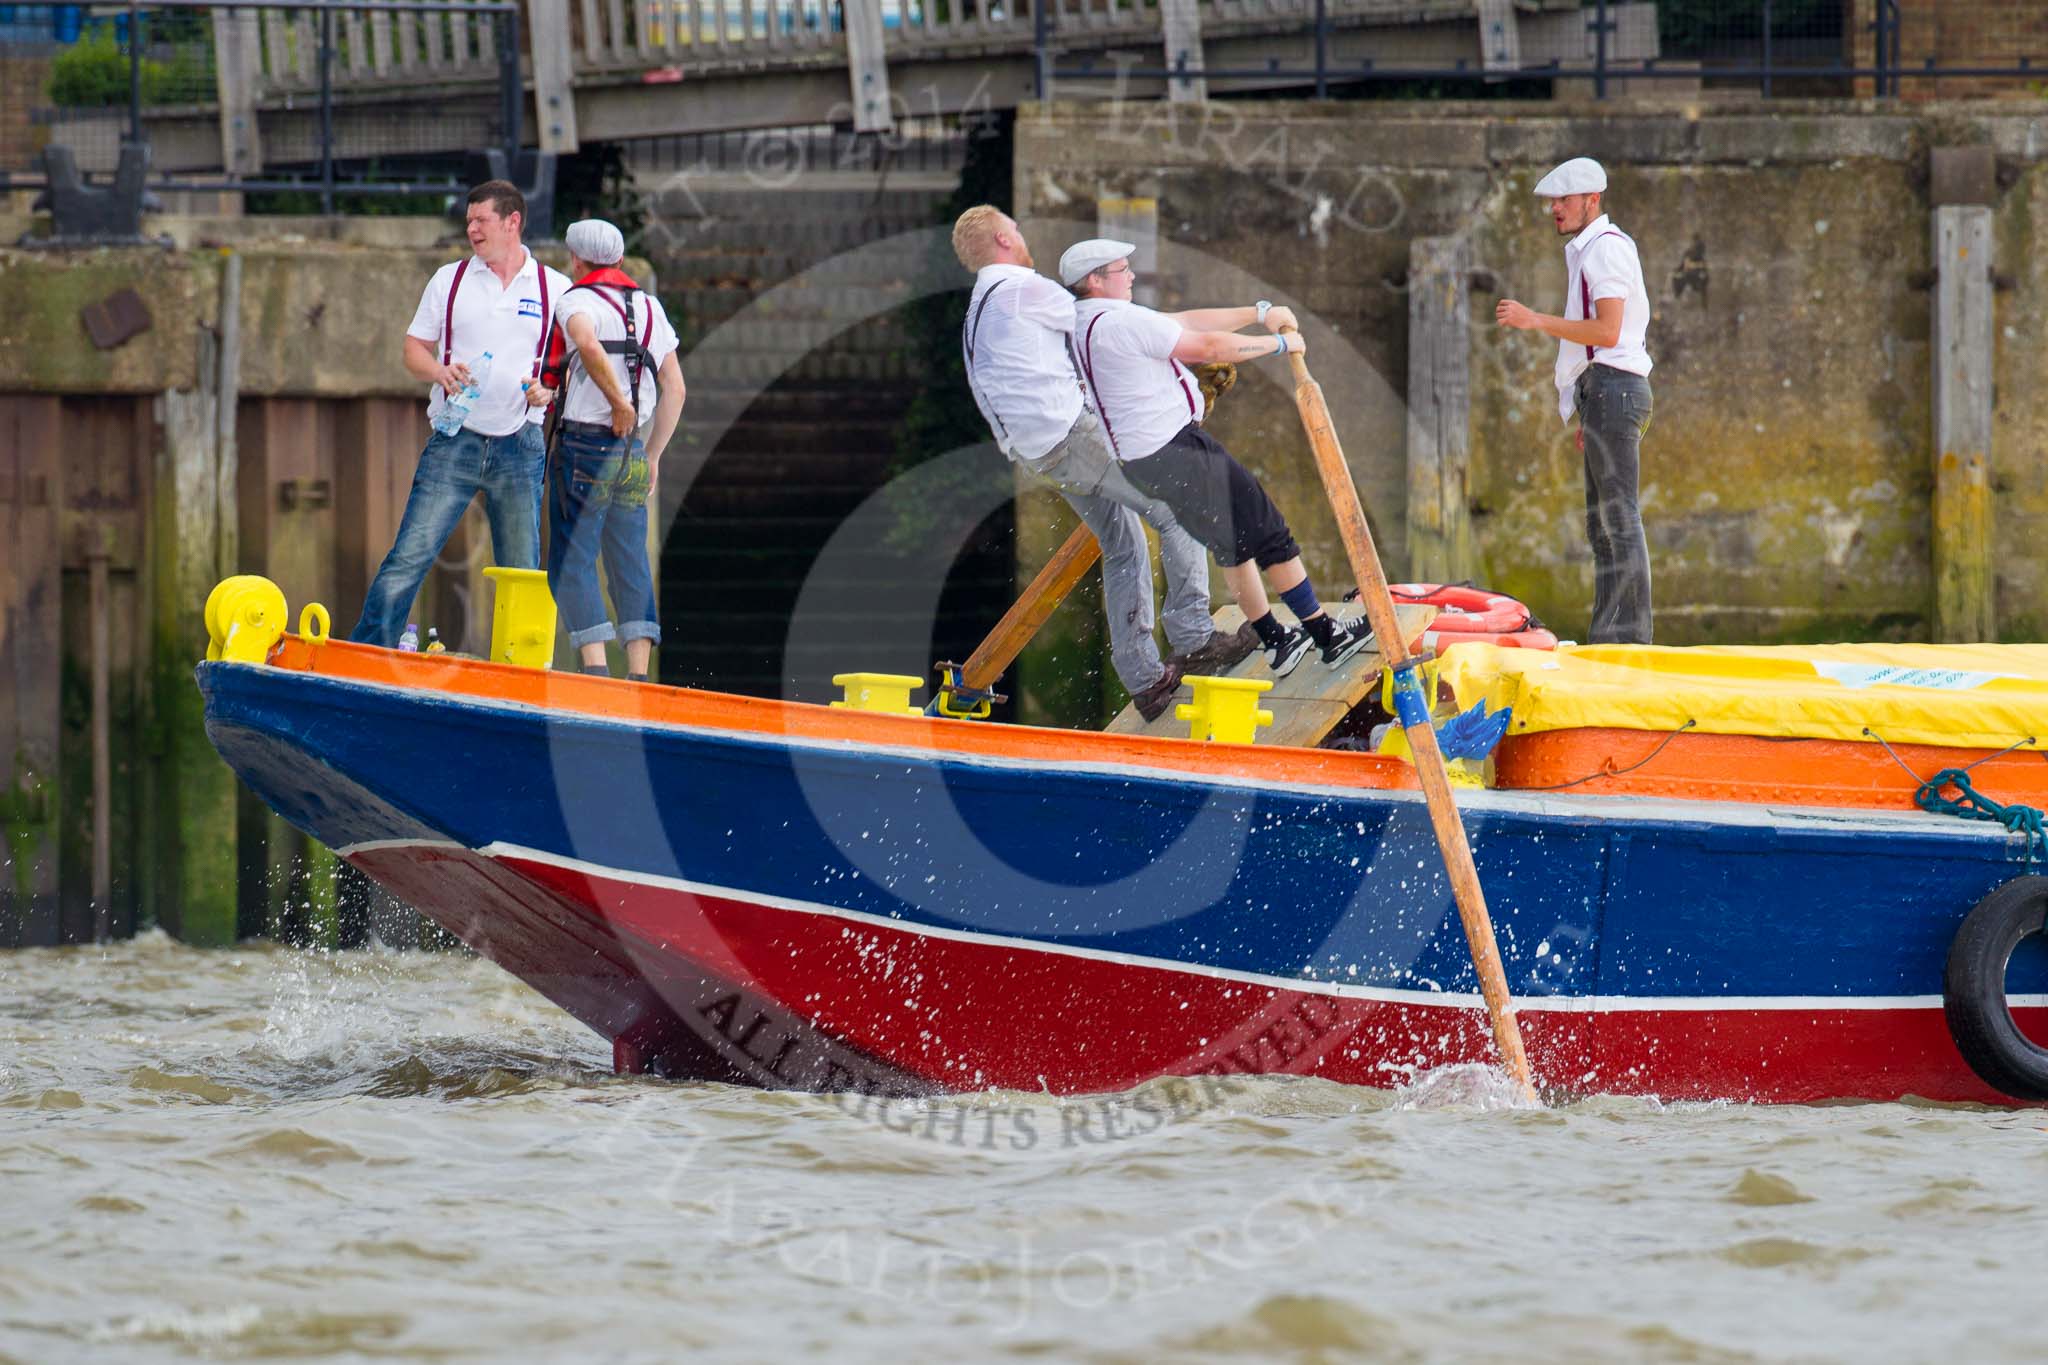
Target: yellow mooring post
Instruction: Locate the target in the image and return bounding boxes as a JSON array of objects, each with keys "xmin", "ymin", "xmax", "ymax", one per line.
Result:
[
  {"xmin": 484, "ymin": 567, "xmax": 558, "ymax": 669},
  {"xmin": 831, "ymin": 673, "xmax": 925, "ymax": 715},
  {"xmin": 1176, "ymin": 675, "xmax": 1274, "ymax": 744}
]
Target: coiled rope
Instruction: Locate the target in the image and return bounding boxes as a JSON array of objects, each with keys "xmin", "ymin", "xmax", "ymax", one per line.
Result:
[{"xmin": 1864, "ymin": 728, "xmax": 2046, "ymax": 868}]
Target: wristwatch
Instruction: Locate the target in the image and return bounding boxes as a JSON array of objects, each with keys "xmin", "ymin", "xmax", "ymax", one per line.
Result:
[{"xmin": 1255, "ymin": 299, "xmax": 1272, "ymax": 325}]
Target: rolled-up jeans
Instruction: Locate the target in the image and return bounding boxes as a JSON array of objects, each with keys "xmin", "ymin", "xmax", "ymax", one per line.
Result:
[
  {"xmin": 1017, "ymin": 408, "xmax": 1213, "ymax": 695},
  {"xmin": 350, "ymin": 422, "xmax": 544, "ymax": 648},
  {"xmin": 1575, "ymin": 364, "xmax": 1654, "ymax": 646},
  {"xmin": 547, "ymin": 422, "xmax": 660, "ymax": 650}
]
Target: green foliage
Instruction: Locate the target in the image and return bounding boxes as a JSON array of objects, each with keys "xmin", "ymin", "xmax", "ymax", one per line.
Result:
[
  {"xmin": 244, "ymin": 178, "xmax": 450, "ymax": 218},
  {"xmin": 1651, "ymin": 0, "xmax": 1844, "ymax": 53},
  {"xmin": 557, "ymin": 143, "xmax": 646, "ymax": 247},
  {"xmin": 46, "ymin": 29, "xmax": 212, "ymax": 108}
]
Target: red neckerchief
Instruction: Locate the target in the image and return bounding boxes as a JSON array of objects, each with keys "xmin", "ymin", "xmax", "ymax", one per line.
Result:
[{"xmin": 539, "ymin": 266, "xmax": 642, "ymax": 392}]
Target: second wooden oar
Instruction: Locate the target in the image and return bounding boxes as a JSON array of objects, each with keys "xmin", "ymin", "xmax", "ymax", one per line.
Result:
[
  {"xmin": 1281, "ymin": 327, "xmax": 1539, "ymax": 1103},
  {"xmin": 931, "ymin": 524, "xmax": 1100, "ymax": 715}
]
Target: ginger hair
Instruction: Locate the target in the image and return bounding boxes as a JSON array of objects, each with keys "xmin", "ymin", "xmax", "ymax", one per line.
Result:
[{"xmin": 952, "ymin": 205, "xmax": 1008, "ymax": 272}]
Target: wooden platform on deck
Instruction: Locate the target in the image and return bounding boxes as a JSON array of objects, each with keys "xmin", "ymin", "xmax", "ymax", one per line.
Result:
[{"xmin": 1105, "ymin": 603, "xmax": 1438, "ymax": 747}]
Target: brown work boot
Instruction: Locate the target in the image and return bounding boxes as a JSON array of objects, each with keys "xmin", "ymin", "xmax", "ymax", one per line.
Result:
[
  {"xmin": 1130, "ymin": 663, "xmax": 1187, "ymax": 723},
  {"xmin": 1167, "ymin": 623, "xmax": 1260, "ymax": 675}
]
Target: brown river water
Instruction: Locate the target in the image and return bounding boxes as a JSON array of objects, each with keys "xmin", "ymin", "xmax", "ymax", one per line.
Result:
[{"xmin": 4, "ymin": 932, "xmax": 2045, "ymax": 1364}]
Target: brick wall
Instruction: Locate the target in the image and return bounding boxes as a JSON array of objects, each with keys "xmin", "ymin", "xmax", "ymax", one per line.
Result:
[
  {"xmin": 0, "ymin": 56, "xmax": 53, "ymax": 173},
  {"xmin": 1849, "ymin": 0, "xmax": 2048, "ymax": 99}
]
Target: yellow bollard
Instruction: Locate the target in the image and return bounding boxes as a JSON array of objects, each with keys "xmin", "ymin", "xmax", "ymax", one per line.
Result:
[
  {"xmin": 1175, "ymin": 674, "xmax": 1274, "ymax": 744},
  {"xmin": 204, "ymin": 575, "xmax": 289, "ymax": 664},
  {"xmin": 831, "ymin": 672, "xmax": 925, "ymax": 716},
  {"xmin": 484, "ymin": 566, "xmax": 558, "ymax": 670}
]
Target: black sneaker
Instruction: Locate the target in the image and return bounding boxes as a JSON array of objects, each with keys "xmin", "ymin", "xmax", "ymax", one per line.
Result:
[
  {"xmin": 1167, "ymin": 623, "xmax": 1260, "ymax": 675},
  {"xmin": 1265, "ymin": 627, "xmax": 1312, "ymax": 678},
  {"xmin": 1130, "ymin": 663, "xmax": 1186, "ymax": 723},
  {"xmin": 1319, "ymin": 620, "xmax": 1376, "ymax": 668}
]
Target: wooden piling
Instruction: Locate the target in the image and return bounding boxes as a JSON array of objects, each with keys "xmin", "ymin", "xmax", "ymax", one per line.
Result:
[
  {"xmin": 1405, "ymin": 235, "xmax": 1476, "ymax": 585},
  {"xmin": 89, "ymin": 549, "xmax": 111, "ymax": 942},
  {"xmin": 151, "ymin": 321, "xmax": 240, "ymax": 946},
  {"xmin": 1931, "ymin": 204, "xmax": 1996, "ymax": 642},
  {"xmin": 1, "ymin": 396, "xmax": 62, "ymax": 947}
]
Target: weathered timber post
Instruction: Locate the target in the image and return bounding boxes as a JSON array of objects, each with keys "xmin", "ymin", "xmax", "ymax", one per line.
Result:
[
  {"xmin": 1159, "ymin": 0, "xmax": 1208, "ymax": 103},
  {"xmin": 89, "ymin": 547, "xmax": 112, "ymax": 943},
  {"xmin": 842, "ymin": 0, "xmax": 896, "ymax": 134},
  {"xmin": 1, "ymin": 398, "xmax": 63, "ymax": 948},
  {"xmin": 1406, "ymin": 235, "xmax": 1475, "ymax": 585},
  {"xmin": 1930, "ymin": 188, "xmax": 1996, "ymax": 642},
  {"xmin": 528, "ymin": 0, "xmax": 579, "ymax": 154},
  {"xmin": 151, "ymin": 318, "xmax": 239, "ymax": 946},
  {"xmin": 211, "ymin": 9, "xmax": 264, "ymax": 180}
]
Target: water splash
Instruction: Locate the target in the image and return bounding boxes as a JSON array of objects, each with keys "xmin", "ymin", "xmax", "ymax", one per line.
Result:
[{"xmin": 1393, "ymin": 1062, "xmax": 1543, "ymax": 1112}]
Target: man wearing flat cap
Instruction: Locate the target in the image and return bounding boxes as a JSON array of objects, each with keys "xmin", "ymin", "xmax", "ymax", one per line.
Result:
[
  {"xmin": 536, "ymin": 217, "xmax": 686, "ymax": 680},
  {"xmin": 949, "ymin": 205, "xmax": 1254, "ymax": 721},
  {"xmin": 1063, "ymin": 237, "xmax": 1372, "ymax": 677},
  {"xmin": 352, "ymin": 179, "xmax": 571, "ymax": 648},
  {"xmin": 1496, "ymin": 155, "xmax": 1656, "ymax": 644}
]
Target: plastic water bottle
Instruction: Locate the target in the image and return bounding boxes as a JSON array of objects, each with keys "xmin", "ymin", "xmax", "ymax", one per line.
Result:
[
  {"xmin": 432, "ymin": 350, "xmax": 494, "ymax": 436},
  {"xmin": 399, "ymin": 623, "xmax": 420, "ymax": 653}
]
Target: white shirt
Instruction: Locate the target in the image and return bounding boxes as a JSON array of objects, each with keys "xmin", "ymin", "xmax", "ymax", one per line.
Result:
[
  {"xmin": 1554, "ymin": 213, "xmax": 1653, "ymax": 421},
  {"xmin": 1071, "ymin": 297, "xmax": 1203, "ymax": 462},
  {"xmin": 406, "ymin": 248, "xmax": 572, "ymax": 437},
  {"xmin": 555, "ymin": 284, "xmax": 680, "ymax": 427},
  {"xmin": 962, "ymin": 263, "xmax": 1085, "ymax": 462}
]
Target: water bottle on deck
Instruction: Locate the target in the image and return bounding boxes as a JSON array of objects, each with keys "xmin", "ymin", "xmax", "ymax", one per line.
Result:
[
  {"xmin": 399, "ymin": 623, "xmax": 420, "ymax": 652},
  {"xmin": 432, "ymin": 350, "xmax": 494, "ymax": 436},
  {"xmin": 425, "ymin": 627, "xmax": 445, "ymax": 654}
]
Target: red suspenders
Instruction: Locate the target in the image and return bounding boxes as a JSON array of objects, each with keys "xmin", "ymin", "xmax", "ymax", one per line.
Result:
[
  {"xmin": 439, "ymin": 253, "xmax": 554, "ymax": 383},
  {"xmin": 1577, "ymin": 230, "xmax": 1625, "ymax": 362}
]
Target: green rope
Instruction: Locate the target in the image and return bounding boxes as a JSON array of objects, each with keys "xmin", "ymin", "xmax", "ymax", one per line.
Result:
[{"xmin": 1915, "ymin": 767, "xmax": 2048, "ymax": 868}]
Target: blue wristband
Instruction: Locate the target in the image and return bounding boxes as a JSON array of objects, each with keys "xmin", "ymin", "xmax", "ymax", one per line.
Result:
[{"xmin": 1274, "ymin": 335, "xmax": 1288, "ymax": 357}]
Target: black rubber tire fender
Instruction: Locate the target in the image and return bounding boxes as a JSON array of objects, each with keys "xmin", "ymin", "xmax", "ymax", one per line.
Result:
[{"xmin": 1943, "ymin": 875, "xmax": 2048, "ymax": 1101}]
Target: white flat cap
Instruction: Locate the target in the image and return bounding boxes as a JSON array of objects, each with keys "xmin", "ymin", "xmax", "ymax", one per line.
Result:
[
  {"xmin": 566, "ymin": 218, "xmax": 626, "ymax": 266},
  {"xmin": 1058, "ymin": 237, "xmax": 1136, "ymax": 287},
  {"xmin": 1533, "ymin": 157, "xmax": 1607, "ymax": 198}
]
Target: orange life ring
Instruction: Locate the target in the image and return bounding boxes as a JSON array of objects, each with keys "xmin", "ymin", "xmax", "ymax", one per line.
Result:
[{"xmin": 1387, "ymin": 583, "xmax": 1557, "ymax": 655}]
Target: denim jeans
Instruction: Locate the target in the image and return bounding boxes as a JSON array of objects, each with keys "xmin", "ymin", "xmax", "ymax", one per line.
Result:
[
  {"xmin": 350, "ymin": 423, "xmax": 545, "ymax": 648},
  {"xmin": 547, "ymin": 424, "xmax": 660, "ymax": 650},
  {"xmin": 1575, "ymin": 364, "xmax": 1655, "ymax": 645},
  {"xmin": 1018, "ymin": 409, "xmax": 1213, "ymax": 695}
]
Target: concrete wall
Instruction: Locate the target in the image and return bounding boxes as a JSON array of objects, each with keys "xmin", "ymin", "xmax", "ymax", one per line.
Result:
[{"xmin": 1014, "ymin": 98, "xmax": 2048, "ymax": 655}]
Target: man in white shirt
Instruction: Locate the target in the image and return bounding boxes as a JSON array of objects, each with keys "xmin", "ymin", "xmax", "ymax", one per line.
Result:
[
  {"xmin": 351, "ymin": 179, "xmax": 572, "ymax": 648},
  {"xmin": 950, "ymin": 206, "xmax": 1253, "ymax": 721},
  {"xmin": 1496, "ymin": 156, "xmax": 1655, "ymax": 644},
  {"xmin": 537, "ymin": 218, "xmax": 686, "ymax": 681},
  {"xmin": 1062, "ymin": 238, "xmax": 1373, "ymax": 678}
]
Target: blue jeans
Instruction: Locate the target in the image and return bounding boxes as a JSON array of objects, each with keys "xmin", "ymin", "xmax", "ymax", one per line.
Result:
[
  {"xmin": 350, "ymin": 424, "xmax": 545, "ymax": 648},
  {"xmin": 547, "ymin": 425, "xmax": 660, "ymax": 649}
]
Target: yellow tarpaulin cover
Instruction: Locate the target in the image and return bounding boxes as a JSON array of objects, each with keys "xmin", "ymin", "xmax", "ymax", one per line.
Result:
[{"xmin": 1434, "ymin": 642, "xmax": 2048, "ymax": 750}]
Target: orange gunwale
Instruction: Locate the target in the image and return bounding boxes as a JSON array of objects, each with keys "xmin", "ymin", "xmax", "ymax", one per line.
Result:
[
  {"xmin": 1496, "ymin": 726, "xmax": 2048, "ymax": 811},
  {"xmin": 262, "ymin": 636, "xmax": 1423, "ymax": 795}
]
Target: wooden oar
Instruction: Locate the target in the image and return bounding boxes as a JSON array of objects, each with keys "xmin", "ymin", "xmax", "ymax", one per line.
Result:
[
  {"xmin": 953, "ymin": 524, "xmax": 1101, "ymax": 694},
  {"xmin": 1282, "ymin": 327, "xmax": 1539, "ymax": 1103}
]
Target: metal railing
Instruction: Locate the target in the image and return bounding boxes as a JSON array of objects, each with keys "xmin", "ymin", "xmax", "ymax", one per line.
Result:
[
  {"xmin": 2, "ymin": 0, "xmax": 519, "ymax": 209},
  {"xmin": 1038, "ymin": 0, "xmax": 2046, "ymax": 100}
]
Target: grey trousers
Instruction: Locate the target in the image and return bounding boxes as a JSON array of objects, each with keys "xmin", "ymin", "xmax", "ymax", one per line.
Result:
[
  {"xmin": 1020, "ymin": 408, "xmax": 1214, "ymax": 694},
  {"xmin": 1575, "ymin": 364, "xmax": 1655, "ymax": 645}
]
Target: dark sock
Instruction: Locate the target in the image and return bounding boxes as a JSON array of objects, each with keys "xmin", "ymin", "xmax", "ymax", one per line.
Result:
[
  {"xmin": 627, "ymin": 672, "xmax": 648, "ymax": 683},
  {"xmin": 1247, "ymin": 611, "xmax": 1287, "ymax": 648},
  {"xmin": 1279, "ymin": 578, "xmax": 1322, "ymax": 623},
  {"xmin": 581, "ymin": 664, "xmax": 610, "ymax": 677},
  {"xmin": 1302, "ymin": 613, "xmax": 1340, "ymax": 648}
]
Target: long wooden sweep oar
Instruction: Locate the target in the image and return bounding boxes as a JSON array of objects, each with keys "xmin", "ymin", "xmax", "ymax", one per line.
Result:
[{"xmin": 1282, "ymin": 328, "xmax": 1539, "ymax": 1102}]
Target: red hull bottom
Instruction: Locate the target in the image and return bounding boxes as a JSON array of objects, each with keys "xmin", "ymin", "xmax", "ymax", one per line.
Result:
[{"xmin": 351, "ymin": 844, "xmax": 2023, "ymax": 1105}]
